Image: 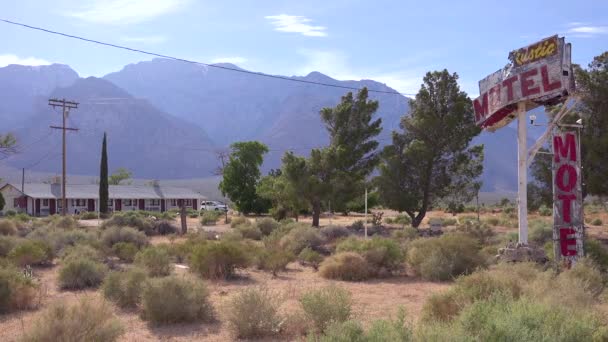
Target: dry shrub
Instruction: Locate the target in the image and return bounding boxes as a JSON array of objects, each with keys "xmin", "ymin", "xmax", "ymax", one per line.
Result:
[
  {"xmin": 9, "ymin": 240, "xmax": 53, "ymax": 267},
  {"xmin": 319, "ymin": 225, "xmax": 350, "ymax": 241},
  {"xmin": 58, "ymin": 258, "xmax": 107, "ymax": 290},
  {"xmin": 319, "ymin": 252, "xmax": 371, "ymax": 281},
  {"xmin": 141, "ymin": 276, "xmax": 214, "ymax": 325},
  {"xmin": 0, "ymin": 220, "xmax": 17, "ymax": 236},
  {"xmin": 585, "ymin": 238, "xmax": 608, "ymax": 272},
  {"xmin": 279, "ymin": 225, "xmax": 324, "ymax": 255},
  {"xmin": 101, "ymin": 226, "xmax": 148, "ymax": 249},
  {"xmin": 528, "ymin": 220, "xmax": 552, "ymax": 246},
  {"xmin": 236, "ymin": 224, "xmax": 263, "ymax": 240},
  {"xmin": 319, "ymin": 309, "xmax": 412, "ymax": 342},
  {"xmin": 230, "ymin": 216, "xmax": 249, "ymax": 228},
  {"xmin": 52, "ymin": 216, "xmax": 78, "ymax": 229},
  {"xmin": 0, "ymin": 236, "xmax": 17, "ymax": 257},
  {"xmin": 254, "ymin": 248, "xmax": 295, "ymax": 276},
  {"xmin": 256, "ymin": 217, "xmax": 280, "ymax": 236},
  {"xmin": 392, "ymin": 227, "xmax": 419, "ymax": 240},
  {"xmin": 298, "ymin": 247, "xmax": 324, "ymax": 269},
  {"xmin": 455, "ymin": 221, "xmax": 496, "ymax": 244},
  {"xmin": 134, "ymin": 246, "xmax": 172, "ymax": 277},
  {"xmin": 0, "ymin": 265, "xmax": 39, "ymax": 313},
  {"xmin": 61, "ymin": 244, "xmax": 103, "ymax": 262},
  {"xmin": 189, "ymin": 240, "xmax": 249, "ymax": 279},
  {"xmin": 102, "ymin": 212, "xmax": 154, "ymax": 235},
  {"xmin": 300, "ymin": 285, "xmax": 352, "ymax": 332},
  {"xmin": 22, "ymin": 298, "xmax": 124, "ymax": 342},
  {"xmin": 201, "ymin": 211, "xmax": 221, "ymax": 225},
  {"xmin": 336, "ymin": 236, "xmax": 404, "ymax": 273},
  {"xmin": 151, "ymin": 220, "xmax": 177, "ymax": 235},
  {"xmin": 407, "ymin": 233, "xmax": 485, "ymax": 281},
  {"xmin": 226, "ymin": 287, "xmax": 282, "ymax": 338},
  {"xmin": 112, "ymin": 242, "xmax": 138, "ymax": 262},
  {"xmin": 102, "ymin": 268, "xmax": 147, "ymax": 308}
]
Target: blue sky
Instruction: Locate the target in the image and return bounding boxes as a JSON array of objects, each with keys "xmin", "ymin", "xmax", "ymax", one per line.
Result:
[{"xmin": 0, "ymin": 0, "xmax": 606, "ymax": 96}]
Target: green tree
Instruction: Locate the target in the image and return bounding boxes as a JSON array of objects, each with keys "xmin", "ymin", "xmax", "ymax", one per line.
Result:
[
  {"xmin": 375, "ymin": 70, "xmax": 483, "ymax": 228},
  {"xmin": 0, "ymin": 133, "xmax": 17, "ymax": 158},
  {"xmin": 257, "ymin": 169, "xmax": 307, "ymax": 221},
  {"xmin": 109, "ymin": 168, "xmax": 133, "ymax": 185},
  {"xmin": 0, "ymin": 191, "xmax": 5, "ymax": 212},
  {"xmin": 99, "ymin": 133, "xmax": 109, "ymax": 214},
  {"xmin": 219, "ymin": 141, "xmax": 270, "ymax": 214},
  {"xmin": 528, "ymin": 147, "xmax": 552, "ymax": 211}
]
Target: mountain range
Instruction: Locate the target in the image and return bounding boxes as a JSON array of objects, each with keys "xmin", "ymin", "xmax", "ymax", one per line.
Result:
[{"xmin": 0, "ymin": 60, "xmax": 534, "ymax": 192}]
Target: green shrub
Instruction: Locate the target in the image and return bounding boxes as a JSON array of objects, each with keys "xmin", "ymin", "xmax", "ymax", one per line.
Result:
[
  {"xmin": 320, "ymin": 225, "xmax": 350, "ymax": 241},
  {"xmin": 538, "ymin": 205, "xmax": 552, "ymax": 216},
  {"xmin": 560, "ymin": 258, "xmax": 605, "ymax": 298},
  {"xmin": 0, "ymin": 236, "xmax": 17, "ymax": 257},
  {"xmin": 27, "ymin": 228, "xmax": 99, "ymax": 255},
  {"xmin": 254, "ymin": 248, "xmax": 295, "ymax": 276},
  {"xmin": 440, "ymin": 217, "xmax": 457, "ymax": 226},
  {"xmin": 78, "ymin": 211, "xmax": 98, "ymax": 220},
  {"xmin": 336, "ymin": 236, "xmax": 404, "ymax": 272},
  {"xmin": 230, "ymin": 216, "xmax": 248, "ymax": 228},
  {"xmin": 227, "ymin": 287, "xmax": 282, "ymax": 339},
  {"xmin": 189, "ymin": 240, "xmax": 249, "ymax": 279},
  {"xmin": 112, "ymin": 242, "xmax": 139, "ymax": 262},
  {"xmin": 256, "ymin": 217, "xmax": 280, "ymax": 236},
  {"xmin": 407, "ymin": 233, "xmax": 484, "ymax": 281},
  {"xmin": 61, "ymin": 244, "xmax": 102, "ymax": 262},
  {"xmin": 592, "ymin": 218, "xmax": 603, "ymax": 226},
  {"xmin": 102, "ymin": 268, "xmax": 147, "ymax": 308},
  {"xmin": 300, "ymin": 286, "xmax": 352, "ymax": 332},
  {"xmin": 141, "ymin": 276, "xmax": 214, "ymax": 325},
  {"xmin": 22, "ymin": 299, "xmax": 124, "ymax": 342},
  {"xmin": 529, "ymin": 220, "xmax": 552, "ymax": 246},
  {"xmin": 585, "ymin": 238, "xmax": 608, "ymax": 272},
  {"xmin": 298, "ymin": 247, "xmax": 324, "ymax": 269},
  {"xmin": 484, "ymin": 217, "xmax": 500, "ymax": 226},
  {"xmin": 319, "ymin": 309, "xmax": 413, "ymax": 342},
  {"xmin": 9, "ymin": 240, "xmax": 53, "ymax": 266},
  {"xmin": 102, "ymin": 212, "xmax": 154, "ymax": 234},
  {"xmin": 318, "ymin": 320, "xmax": 365, "ymax": 341},
  {"xmin": 393, "ymin": 214, "xmax": 412, "ymax": 226},
  {"xmin": 455, "ymin": 221, "xmax": 495, "ymax": 244},
  {"xmin": 135, "ymin": 246, "xmax": 172, "ymax": 277},
  {"xmin": 58, "ymin": 258, "xmax": 107, "ymax": 289},
  {"xmin": 319, "ymin": 252, "xmax": 371, "ymax": 281},
  {"xmin": 151, "ymin": 220, "xmax": 177, "ymax": 235},
  {"xmin": 201, "ymin": 211, "xmax": 221, "ymax": 225},
  {"xmin": 0, "ymin": 265, "xmax": 39, "ymax": 313},
  {"xmin": 236, "ymin": 224, "xmax": 263, "ymax": 240},
  {"xmin": 101, "ymin": 226, "xmax": 148, "ymax": 249},
  {"xmin": 350, "ymin": 220, "xmax": 364, "ymax": 231},
  {"xmin": 392, "ymin": 227, "xmax": 419, "ymax": 240},
  {"xmin": 4, "ymin": 210, "xmax": 16, "ymax": 217},
  {"xmin": 280, "ymin": 225, "xmax": 324, "ymax": 255},
  {"xmin": 0, "ymin": 220, "xmax": 17, "ymax": 236}
]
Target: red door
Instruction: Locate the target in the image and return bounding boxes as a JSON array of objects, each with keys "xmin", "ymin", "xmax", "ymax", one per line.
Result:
[
  {"xmin": 87, "ymin": 199, "xmax": 95, "ymax": 212},
  {"xmin": 35, "ymin": 199, "xmax": 41, "ymax": 216},
  {"xmin": 115, "ymin": 199, "xmax": 122, "ymax": 212},
  {"xmin": 50, "ymin": 199, "xmax": 56, "ymax": 215},
  {"xmin": 139, "ymin": 199, "xmax": 145, "ymax": 210}
]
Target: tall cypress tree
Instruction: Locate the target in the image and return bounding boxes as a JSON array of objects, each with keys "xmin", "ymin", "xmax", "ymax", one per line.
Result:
[{"xmin": 99, "ymin": 132, "xmax": 109, "ymax": 214}]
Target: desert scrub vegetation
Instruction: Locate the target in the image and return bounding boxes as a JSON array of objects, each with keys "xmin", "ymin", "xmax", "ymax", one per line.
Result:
[
  {"xmin": 279, "ymin": 224, "xmax": 324, "ymax": 255},
  {"xmin": 336, "ymin": 236, "xmax": 405, "ymax": 274},
  {"xmin": 0, "ymin": 219, "xmax": 17, "ymax": 236},
  {"xmin": 189, "ymin": 240, "xmax": 249, "ymax": 279},
  {"xmin": 21, "ymin": 298, "xmax": 124, "ymax": 342},
  {"xmin": 455, "ymin": 221, "xmax": 496, "ymax": 245},
  {"xmin": 319, "ymin": 252, "xmax": 371, "ymax": 281},
  {"xmin": 236, "ymin": 224, "xmax": 263, "ymax": 240},
  {"xmin": 585, "ymin": 238, "xmax": 608, "ymax": 272},
  {"xmin": 592, "ymin": 218, "xmax": 603, "ymax": 226},
  {"xmin": 135, "ymin": 246, "xmax": 173, "ymax": 277},
  {"xmin": 407, "ymin": 233, "xmax": 485, "ymax": 281},
  {"xmin": 255, "ymin": 217, "xmax": 280, "ymax": 236},
  {"xmin": 0, "ymin": 236, "xmax": 17, "ymax": 257},
  {"xmin": 0, "ymin": 265, "xmax": 39, "ymax": 313},
  {"xmin": 385, "ymin": 214, "xmax": 412, "ymax": 226},
  {"xmin": 253, "ymin": 247, "xmax": 295, "ymax": 276},
  {"xmin": 528, "ymin": 219, "xmax": 553, "ymax": 246},
  {"xmin": 319, "ymin": 225, "xmax": 350, "ymax": 241},
  {"xmin": 58, "ymin": 256, "xmax": 107, "ymax": 290},
  {"xmin": 112, "ymin": 241, "xmax": 139, "ymax": 262},
  {"xmin": 102, "ymin": 268, "xmax": 148, "ymax": 308},
  {"xmin": 226, "ymin": 287, "xmax": 282, "ymax": 339},
  {"xmin": 230, "ymin": 216, "xmax": 249, "ymax": 228},
  {"xmin": 141, "ymin": 276, "xmax": 214, "ymax": 325},
  {"xmin": 9, "ymin": 240, "xmax": 53, "ymax": 267},
  {"xmin": 314, "ymin": 308, "xmax": 413, "ymax": 342},
  {"xmin": 101, "ymin": 226, "xmax": 148, "ymax": 249},
  {"xmin": 201, "ymin": 210, "xmax": 222, "ymax": 225},
  {"xmin": 298, "ymin": 247, "xmax": 324, "ymax": 269},
  {"xmin": 300, "ymin": 285, "xmax": 352, "ymax": 333}
]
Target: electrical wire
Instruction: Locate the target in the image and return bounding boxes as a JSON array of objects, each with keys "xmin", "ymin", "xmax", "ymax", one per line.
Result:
[{"xmin": 0, "ymin": 18, "xmax": 416, "ymax": 97}]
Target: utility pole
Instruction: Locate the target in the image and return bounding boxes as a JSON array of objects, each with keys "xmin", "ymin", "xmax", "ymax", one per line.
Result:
[
  {"xmin": 21, "ymin": 168, "xmax": 24, "ymax": 193},
  {"xmin": 49, "ymin": 98, "xmax": 78, "ymax": 216}
]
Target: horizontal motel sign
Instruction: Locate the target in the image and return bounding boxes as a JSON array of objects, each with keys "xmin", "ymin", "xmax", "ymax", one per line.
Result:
[
  {"xmin": 553, "ymin": 131, "xmax": 583, "ymax": 263},
  {"xmin": 473, "ymin": 35, "xmax": 574, "ymax": 131}
]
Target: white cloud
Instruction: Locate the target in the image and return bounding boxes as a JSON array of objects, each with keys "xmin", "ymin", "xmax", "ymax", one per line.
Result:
[
  {"xmin": 210, "ymin": 57, "xmax": 248, "ymax": 65},
  {"xmin": 567, "ymin": 25, "xmax": 608, "ymax": 35},
  {"xmin": 120, "ymin": 35, "xmax": 168, "ymax": 44},
  {"xmin": 0, "ymin": 54, "xmax": 51, "ymax": 67},
  {"xmin": 65, "ymin": 0, "xmax": 190, "ymax": 25},
  {"xmin": 265, "ymin": 14, "xmax": 327, "ymax": 37}
]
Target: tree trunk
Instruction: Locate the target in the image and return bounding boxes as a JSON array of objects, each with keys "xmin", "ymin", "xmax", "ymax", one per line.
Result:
[
  {"xmin": 312, "ymin": 200, "xmax": 321, "ymax": 227},
  {"xmin": 180, "ymin": 205, "xmax": 187, "ymax": 235}
]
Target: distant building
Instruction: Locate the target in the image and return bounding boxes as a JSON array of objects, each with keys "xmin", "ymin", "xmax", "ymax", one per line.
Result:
[{"xmin": 0, "ymin": 182, "xmax": 205, "ymax": 216}]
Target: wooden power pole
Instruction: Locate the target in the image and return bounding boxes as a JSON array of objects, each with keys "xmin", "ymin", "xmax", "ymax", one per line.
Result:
[{"xmin": 49, "ymin": 98, "xmax": 78, "ymax": 216}]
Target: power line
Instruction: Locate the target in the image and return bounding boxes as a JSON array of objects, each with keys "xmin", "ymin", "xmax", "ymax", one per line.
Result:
[{"xmin": 0, "ymin": 18, "xmax": 416, "ymax": 97}]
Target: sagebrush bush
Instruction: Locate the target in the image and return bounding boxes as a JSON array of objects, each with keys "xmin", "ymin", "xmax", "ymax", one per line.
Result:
[
  {"xmin": 58, "ymin": 258, "xmax": 107, "ymax": 289},
  {"xmin": 189, "ymin": 240, "xmax": 249, "ymax": 279},
  {"xmin": 529, "ymin": 220, "xmax": 553, "ymax": 246},
  {"xmin": 392, "ymin": 214, "xmax": 412, "ymax": 226},
  {"xmin": 254, "ymin": 248, "xmax": 294, "ymax": 275},
  {"xmin": 407, "ymin": 233, "xmax": 485, "ymax": 281},
  {"xmin": 279, "ymin": 225, "xmax": 324, "ymax": 255},
  {"xmin": 79, "ymin": 211, "xmax": 98, "ymax": 220},
  {"xmin": 236, "ymin": 224, "xmax": 263, "ymax": 240},
  {"xmin": 201, "ymin": 211, "xmax": 221, "ymax": 225},
  {"xmin": 0, "ymin": 220, "xmax": 17, "ymax": 236},
  {"xmin": 102, "ymin": 212, "xmax": 154, "ymax": 234},
  {"xmin": 298, "ymin": 247, "xmax": 324, "ymax": 269},
  {"xmin": 22, "ymin": 298, "xmax": 124, "ymax": 342},
  {"xmin": 319, "ymin": 309, "xmax": 412, "ymax": 342},
  {"xmin": 112, "ymin": 242, "xmax": 138, "ymax": 262},
  {"xmin": 27, "ymin": 228, "xmax": 99, "ymax": 255},
  {"xmin": 152, "ymin": 220, "xmax": 177, "ymax": 235},
  {"xmin": 141, "ymin": 276, "xmax": 214, "ymax": 325},
  {"xmin": 230, "ymin": 216, "xmax": 249, "ymax": 228},
  {"xmin": 9, "ymin": 240, "xmax": 54, "ymax": 266},
  {"xmin": 0, "ymin": 236, "xmax": 17, "ymax": 257},
  {"xmin": 300, "ymin": 286, "xmax": 352, "ymax": 332},
  {"xmin": 538, "ymin": 205, "xmax": 552, "ymax": 216},
  {"xmin": 256, "ymin": 217, "xmax": 279, "ymax": 236},
  {"xmin": 227, "ymin": 287, "xmax": 282, "ymax": 338},
  {"xmin": 336, "ymin": 236, "xmax": 404, "ymax": 272},
  {"xmin": 559, "ymin": 258, "xmax": 605, "ymax": 298},
  {"xmin": 319, "ymin": 252, "xmax": 371, "ymax": 281},
  {"xmin": 102, "ymin": 268, "xmax": 147, "ymax": 308},
  {"xmin": 455, "ymin": 221, "xmax": 496, "ymax": 244},
  {"xmin": 350, "ymin": 220, "xmax": 365, "ymax": 231},
  {"xmin": 319, "ymin": 225, "xmax": 350, "ymax": 241},
  {"xmin": 61, "ymin": 244, "xmax": 102, "ymax": 262},
  {"xmin": 135, "ymin": 246, "xmax": 172, "ymax": 277},
  {"xmin": 484, "ymin": 217, "xmax": 500, "ymax": 226},
  {"xmin": 53, "ymin": 216, "xmax": 78, "ymax": 229},
  {"xmin": 585, "ymin": 238, "xmax": 608, "ymax": 272},
  {"xmin": 0, "ymin": 265, "xmax": 39, "ymax": 313},
  {"xmin": 102, "ymin": 226, "xmax": 148, "ymax": 249},
  {"xmin": 592, "ymin": 218, "xmax": 603, "ymax": 226},
  {"xmin": 392, "ymin": 227, "xmax": 419, "ymax": 240}
]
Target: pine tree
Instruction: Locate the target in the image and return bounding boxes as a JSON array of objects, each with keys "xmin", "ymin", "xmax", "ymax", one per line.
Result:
[{"xmin": 99, "ymin": 132, "xmax": 109, "ymax": 214}]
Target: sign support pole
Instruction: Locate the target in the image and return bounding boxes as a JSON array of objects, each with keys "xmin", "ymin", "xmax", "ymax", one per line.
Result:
[{"xmin": 517, "ymin": 102, "xmax": 528, "ymax": 244}]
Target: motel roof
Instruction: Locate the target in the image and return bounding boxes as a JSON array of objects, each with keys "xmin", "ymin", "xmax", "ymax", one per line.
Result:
[{"xmin": 1, "ymin": 183, "xmax": 206, "ymax": 200}]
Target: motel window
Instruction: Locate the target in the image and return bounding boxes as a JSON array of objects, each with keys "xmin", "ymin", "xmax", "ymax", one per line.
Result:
[
  {"xmin": 13, "ymin": 199, "xmax": 19, "ymax": 207},
  {"xmin": 170, "ymin": 199, "xmax": 177, "ymax": 206},
  {"xmin": 42, "ymin": 199, "xmax": 49, "ymax": 206},
  {"xmin": 72, "ymin": 199, "xmax": 86, "ymax": 206},
  {"xmin": 108, "ymin": 199, "xmax": 113, "ymax": 207},
  {"xmin": 124, "ymin": 199, "xmax": 132, "ymax": 206},
  {"xmin": 184, "ymin": 199, "xmax": 192, "ymax": 206},
  {"xmin": 149, "ymin": 199, "xmax": 160, "ymax": 206}
]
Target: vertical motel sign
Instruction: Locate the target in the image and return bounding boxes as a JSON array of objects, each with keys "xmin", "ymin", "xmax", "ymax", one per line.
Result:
[{"xmin": 553, "ymin": 131, "xmax": 583, "ymax": 264}]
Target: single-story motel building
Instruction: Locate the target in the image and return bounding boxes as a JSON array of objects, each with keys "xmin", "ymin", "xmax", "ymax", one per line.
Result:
[{"xmin": 0, "ymin": 182, "xmax": 206, "ymax": 216}]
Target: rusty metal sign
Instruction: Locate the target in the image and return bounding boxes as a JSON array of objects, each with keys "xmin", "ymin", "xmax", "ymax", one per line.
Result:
[
  {"xmin": 473, "ymin": 36, "xmax": 573, "ymax": 131},
  {"xmin": 552, "ymin": 130, "xmax": 584, "ymax": 264}
]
